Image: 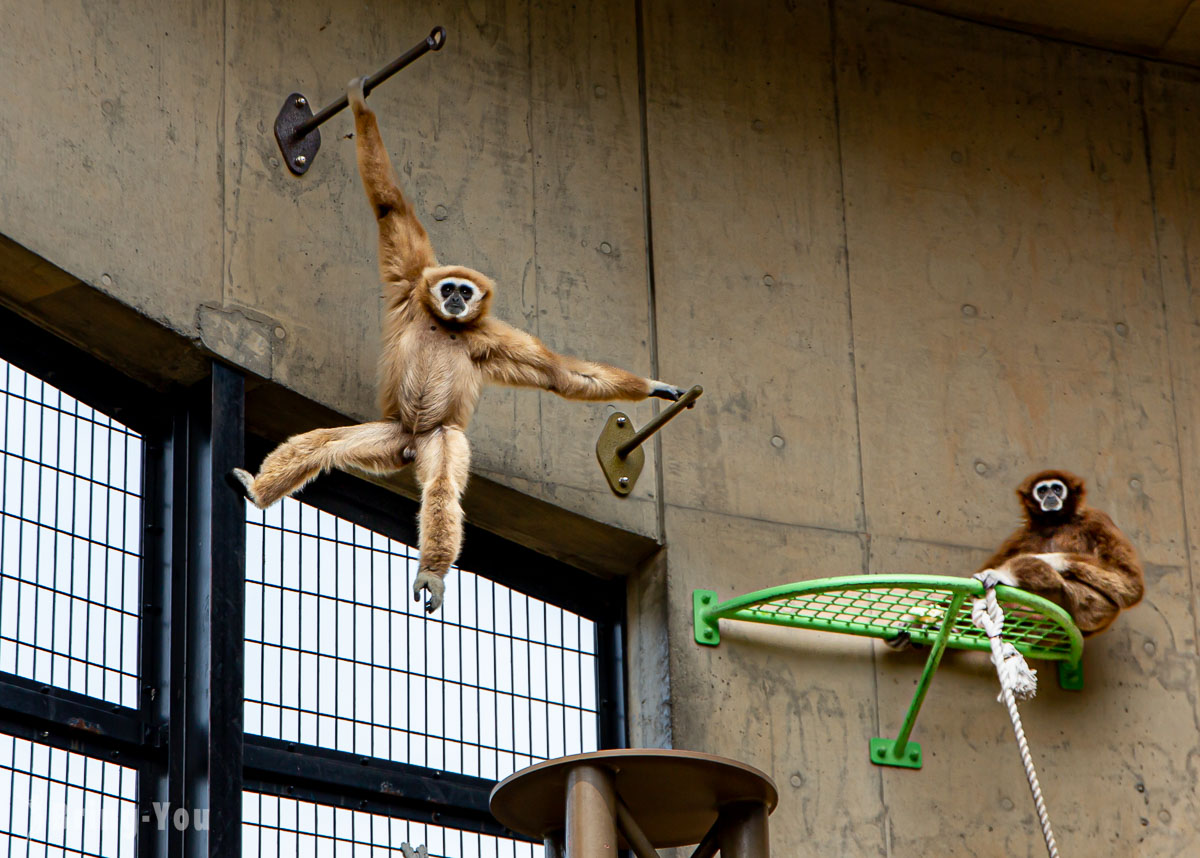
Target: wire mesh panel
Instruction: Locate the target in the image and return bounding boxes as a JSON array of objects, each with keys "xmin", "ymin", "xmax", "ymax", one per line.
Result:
[
  {"xmin": 0, "ymin": 731, "xmax": 138, "ymax": 857},
  {"xmin": 244, "ymin": 792, "xmax": 540, "ymax": 858},
  {"xmin": 244, "ymin": 497, "xmax": 600, "ymax": 781},
  {"xmin": 0, "ymin": 357, "xmax": 143, "ymax": 708},
  {"xmin": 699, "ymin": 576, "xmax": 1079, "ymax": 661}
]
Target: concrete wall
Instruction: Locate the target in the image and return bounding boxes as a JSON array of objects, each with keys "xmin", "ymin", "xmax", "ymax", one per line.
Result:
[{"xmin": 3, "ymin": 0, "xmax": 1199, "ymax": 854}]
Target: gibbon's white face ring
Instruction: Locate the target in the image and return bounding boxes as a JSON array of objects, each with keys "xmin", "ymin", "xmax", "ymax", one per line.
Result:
[
  {"xmin": 433, "ymin": 278, "xmax": 479, "ymax": 318},
  {"xmin": 1033, "ymin": 478, "xmax": 1067, "ymax": 512}
]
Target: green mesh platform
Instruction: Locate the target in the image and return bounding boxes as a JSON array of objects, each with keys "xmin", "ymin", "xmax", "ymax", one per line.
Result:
[
  {"xmin": 693, "ymin": 575, "xmax": 1084, "ymax": 769},
  {"xmin": 693, "ymin": 574, "xmax": 1081, "ymax": 663}
]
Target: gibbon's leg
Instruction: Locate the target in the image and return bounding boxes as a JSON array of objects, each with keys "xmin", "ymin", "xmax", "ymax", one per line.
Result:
[
  {"xmin": 347, "ymin": 77, "xmax": 437, "ymax": 284},
  {"xmin": 1061, "ymin": 578, "xmax": 1121, "ymax": 636},
  {"xmin": 411, "ymin": 427, "xmax": 471, "ymax": 613},
  {"xmin": 231, "ymin": 422, "xmax": 415, "ymax": 509}
]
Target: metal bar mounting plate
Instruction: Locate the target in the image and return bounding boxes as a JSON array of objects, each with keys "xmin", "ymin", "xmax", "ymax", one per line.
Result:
[
  {"xmin": 274, "ymin": 93, "xmax": 321, "ymax": 176},
  {"xmin": 596, "ymin": 412, "xmax": 645, "ymax": 496}
]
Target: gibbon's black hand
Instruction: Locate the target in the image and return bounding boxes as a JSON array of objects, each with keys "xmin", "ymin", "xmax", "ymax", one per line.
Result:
[{"xmin": 649, "ymin": 383, "xmax": 687, "ymax": 401}]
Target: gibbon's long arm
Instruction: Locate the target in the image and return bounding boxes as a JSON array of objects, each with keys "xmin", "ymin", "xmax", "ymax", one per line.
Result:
[
  {"xmin": 473, "ymin": 319, "xmax": 680, "ymax": 402},
  {"xmin": 348, "ymin": 78, "xmax": 436, "ymax": 289}
]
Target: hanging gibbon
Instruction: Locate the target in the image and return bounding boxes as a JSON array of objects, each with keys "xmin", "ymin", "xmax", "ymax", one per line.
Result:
[
  {"xmin": 233, "ymin": 77, "xmax": 686, "ymax": 613},
  {"xmin": 975, "ymin": 469, "xmax": 1144, "ymax": 636}
]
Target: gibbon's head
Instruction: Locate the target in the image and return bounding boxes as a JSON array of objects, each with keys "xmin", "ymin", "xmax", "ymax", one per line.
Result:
[
  {"xmin": 421, "ymin": 265, "xmax": 494, "ymax": 324},
  {"xmin": 1017, "ymin": 469, "xmax": 1085, "ymax": 521}
]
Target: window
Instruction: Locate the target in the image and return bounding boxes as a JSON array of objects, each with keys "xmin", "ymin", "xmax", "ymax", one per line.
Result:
[
  {"xmin": 0, "ymin": 308, "xmax": 627, "ymax": 855},
  {"xmin": 0, "ymin": 357, "xmax": 143, "ymax": 708},
  {"xmin": 245, "ymin": 497, "xmax": 601, "ymax": 781}
]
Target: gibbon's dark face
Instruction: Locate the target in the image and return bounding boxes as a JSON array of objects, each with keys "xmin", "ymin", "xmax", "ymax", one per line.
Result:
[
  {"xmin": 1032, "ymin": 478, "xmax": 1068, "ymax": 512},
  {"xmin": 1017, "ymin": 468, "xmax": 1085, "ymax": 522},
  {"xmin": 432, "ymin": 277, "xmax": 482, "ymax": 321}
]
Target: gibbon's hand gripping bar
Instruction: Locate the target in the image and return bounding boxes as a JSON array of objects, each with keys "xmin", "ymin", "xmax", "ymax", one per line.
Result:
[
  {"xmin": 596, "ymin": 385, "xmax": 703, "ymax": 496},
  {"xmin": 274, "ymin": 26, "xmax": 447, "ymax": 176}
]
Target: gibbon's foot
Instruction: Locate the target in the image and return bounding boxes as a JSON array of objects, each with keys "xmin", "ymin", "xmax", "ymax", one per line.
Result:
[
  {"xmin": 412, "ymin": 570, "xmax": 445, "ymax": 614},
  {"xmin": 347, "ymin": 76, "xmax": 367, "ymax": 111},
  {"xmin": 400, "ymin": 845, "xmax": 428, "ymax": 858},
  {"xmin": 883, "ymin": 632, "xmax": 926, "ymax": 653},
  {"xmin": 884, "ymin": 631, "xmax": 911, "ymax": 651},
  {"xmin": 649, "ymin": 381, "xmax": 688, "ymax": 402},
  {"xmin": 229, "ymin": 468, "xmax": 267, "ymax": 509}
]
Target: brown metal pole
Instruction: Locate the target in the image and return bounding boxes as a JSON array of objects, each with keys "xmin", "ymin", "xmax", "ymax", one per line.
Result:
[
  {"xmin": 615, "ymin": 797, "xmax": 660, "ymax": 858},
  {"xmin": 688, "ymin": 821, "xmax": 721, "ymax": 858},
  {"xmin": 615, "ymin": 385, "xmax": 703, "ymax": 458},
  {"xmin": 716, "ymin": 801, "xmax": 770, "ymax": 858},
  {"xmin": 565, "ymin": 764, "xmax": 619, "ymax": 858}
]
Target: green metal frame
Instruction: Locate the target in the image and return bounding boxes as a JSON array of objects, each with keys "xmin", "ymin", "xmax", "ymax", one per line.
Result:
[{"xmin": 693, "ymin": 575, "xmax": 1085, "ymax": 770}]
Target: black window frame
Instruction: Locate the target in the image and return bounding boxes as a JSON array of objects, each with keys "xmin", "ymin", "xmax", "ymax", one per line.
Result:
[{"xmin": 0, "ymin": 305, "xmax": 628, "ymax": 857}]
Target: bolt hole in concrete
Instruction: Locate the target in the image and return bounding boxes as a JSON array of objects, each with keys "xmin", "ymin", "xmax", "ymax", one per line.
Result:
[
  {"xmin": 433, "ymin": 204, "xmax": 449, "ymax": 221},
  {"xmin": 1115, "ymin": 322, "xmax": 1129, "ymax": 337},
  {"xmin": 100, "ymin": 273, "xmax": 113, "ymax": 287},
  {"xmin": 762, "ymin": 274, "xmax": 776, "ymax": 287},
  {"xmin": 1129, "ymin": 478, "xmax": 1142, "ymax": 491},
  {"xmin": 974, "ymin": 460, "xmax": 988, "ymax": 475},
  {"xmin": 599, "ymin": 241, "xmax": 613, "ymax": 255},
  {"xmin": 770, "ymin": 435, "xmax": 785, "ymax": 449},
  {"xmin": 961, "ymin": 303, "xmax": 977, "ymax": 317}
]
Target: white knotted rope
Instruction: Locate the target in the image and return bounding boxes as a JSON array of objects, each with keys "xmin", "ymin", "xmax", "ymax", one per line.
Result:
[{"xmin": 971, "ymin": 577, "xmax": 1060, "ymax": 858}]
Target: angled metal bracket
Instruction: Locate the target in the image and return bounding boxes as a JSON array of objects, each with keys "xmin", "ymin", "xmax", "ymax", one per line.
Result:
[
  {"xmin": 596, "ymin": 385, "xmax": 702, "ymax": 496},
  {"xmin": 274, "ymin": 26, "xmax": 446, "ymax": 175}
]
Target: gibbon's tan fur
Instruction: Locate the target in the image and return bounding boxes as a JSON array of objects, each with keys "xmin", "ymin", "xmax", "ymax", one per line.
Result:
[
  {"xmin": 233, "ymin": 77, "xmax": 685, "ymax": 613},
  {"xmin": 977, "ymin": 469, "xmax": 1144, "ymax": 636}
]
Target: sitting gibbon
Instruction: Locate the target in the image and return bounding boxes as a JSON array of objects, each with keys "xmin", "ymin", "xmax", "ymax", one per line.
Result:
[
  {"xmin": 977, "ymin": 469, "xmax": 1144, "ymax": 636},
  {"xmin": 233, "ymin": 78, "xmax": 686, "ymax": 613}
]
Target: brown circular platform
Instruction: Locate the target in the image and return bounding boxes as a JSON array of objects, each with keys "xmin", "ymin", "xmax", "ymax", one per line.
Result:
[{"xmin": 489, "ymin": 749, "xmax": 778, "ymax": 848}]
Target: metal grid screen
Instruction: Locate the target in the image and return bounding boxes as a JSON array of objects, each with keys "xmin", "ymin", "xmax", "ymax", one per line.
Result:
[
  {"xmin": 245, "ymin": 497, "xmax": 600, "ymax": 781},
  {"xmin": 0, "ymin": 356, "xmax": 143, "ymax": 707},
  {"xmin": 0, "ymin": 731, "xmax": 138, "ymax": 857},
  {"xmin": 746, "ymin": 585, "xmax": 1074, "ymax": 658},
  {"xmin": 244, "ymin": 791, "xmax": 539, "ymax": 858}
]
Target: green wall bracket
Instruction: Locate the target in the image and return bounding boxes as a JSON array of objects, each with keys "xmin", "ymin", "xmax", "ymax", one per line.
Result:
[
  {"xmin": 870, "ymin": 737, "xmax": 922, "ymax": 769},
  {"xmin": 692, "ymin": 575, "xmax": 1085, "ymax": 771},
  {"xmin": 694, "ymin": 589, "xmax": 720, "ymax": 645},
  {"xmin": 1057, "ymin": 659, "xmax": 1084, "ymax": 690}
]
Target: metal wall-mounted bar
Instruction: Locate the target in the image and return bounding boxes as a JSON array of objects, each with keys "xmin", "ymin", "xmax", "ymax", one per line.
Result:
[
  {"xmin": 274, "ymin": 26, "xmax": 446, "ymax": 175},
  {"xmin": 596, "ymin": 385, "xmax": 703, "ymax": 496}
]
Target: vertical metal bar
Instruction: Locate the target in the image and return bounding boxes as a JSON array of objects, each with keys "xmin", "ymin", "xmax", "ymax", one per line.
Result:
[
  {"xmin": 543, "ymin": 830, "xmax": 565, "ymax": 858},
  {"xmin": 565, "ymin": 764, "xmax": 618, "ymax": 858},
  {"xmin": 137, "ymin": 410, "xmax": 176, "ymax": 858},
  {"xmin": 888, "ymin": 592, "xmax": 967, "ymax": 758},
  {"xmin": 181, "ymin": 362, "xmax": 246, "ymax": 858},
  {"xmin": 594, "ymin": 611, "xmax": 627, "ymax": 750}
]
